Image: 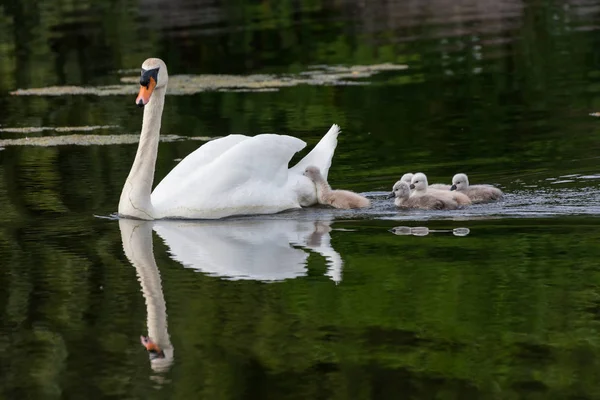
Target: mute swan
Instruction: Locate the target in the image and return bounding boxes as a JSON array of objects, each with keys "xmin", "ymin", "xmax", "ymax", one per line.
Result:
[
  {"xmin": 400, "ymin": 172, "xmax": 448, "ymax": 190},
  {"xmin": 451, "ymin": 173, "xmax": 503, "ymax": 203},
  {"xmin": 410, "ymin": 172, "xmax": 471, "ymax": 206},
  {"xmin": 388, "ymin": 180, "xmax": 457, "ymax": 210},
  {"xmin": 119, "ymin": 58, "xmax": 340, "ymax": 220},
  {"xmin": 303, "ymin": 166, "xmax": 370, "ymax": 209}
]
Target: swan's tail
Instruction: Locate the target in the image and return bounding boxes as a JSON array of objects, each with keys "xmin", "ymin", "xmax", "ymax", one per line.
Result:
[{"xmin": 290, "ymin": 124, "xmax": 340, "ymax": 179}]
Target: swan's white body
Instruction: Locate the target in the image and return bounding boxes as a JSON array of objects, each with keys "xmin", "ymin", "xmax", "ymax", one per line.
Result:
[{"xmin": 119, "ymin": 58, "xmax": 339, "ymax": 220}]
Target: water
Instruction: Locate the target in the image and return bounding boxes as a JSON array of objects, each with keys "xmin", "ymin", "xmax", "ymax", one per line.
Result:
[{"xmin": 1, "ymin": 0, "xmax": 600, "ymax": 398}]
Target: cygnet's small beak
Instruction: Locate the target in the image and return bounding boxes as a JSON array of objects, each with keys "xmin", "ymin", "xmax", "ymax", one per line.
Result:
[
  {"xmin": 409, "ymin": 184, "xmax": 415, "ymax": 190},
  {"xmin": 141, "ymin": 335, "xmax": 165, "ymax": 359},
  {"xmin": 450, "ymin": 184, "xmax": 457, "ymax": 191},
  {"xmin": 386, "ymin": 192, "xmax": 395, "ymax": 199}
]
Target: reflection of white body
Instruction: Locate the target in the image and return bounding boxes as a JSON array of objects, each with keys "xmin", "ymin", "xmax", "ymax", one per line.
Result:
[
  {"xmin": 119, "ymin": 219, "xmax": 174, "ymax": 374},
  {"xmin": 118, "ymin": 58, "xmax": 340, "ymax": 220},
  {"xmin": 153, "ymin": 218, "xmax": 343, "ymax": 283}
]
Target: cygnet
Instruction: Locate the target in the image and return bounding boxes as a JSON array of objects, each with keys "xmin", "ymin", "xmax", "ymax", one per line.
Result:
[
  {"xmin": 451, "ymin": 173, "xmax": 503, "ymax": 204},
  {"xmin": 410, "ymin": 172, "xmax": 472, "ymax": 206},
  {"xmin": 388, "ymin": 180, "xmax": 458, "ymax": 210},
  {"xmin": 304, "ymin": 166, "xmax": 370, "ymax": 209}
]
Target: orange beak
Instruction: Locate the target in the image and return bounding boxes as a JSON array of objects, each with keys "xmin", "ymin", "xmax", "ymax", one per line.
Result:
[
  {"xmin": 136, "ymin": 77, "xmax": 156, "ymax": 107},
  {"xmin": 140, "ymin": 335, "xmax": 165, "ymax": 358}
]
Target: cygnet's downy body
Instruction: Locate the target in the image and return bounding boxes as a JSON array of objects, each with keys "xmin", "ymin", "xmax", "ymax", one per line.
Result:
[
  {"xmin": 304, "ymin": 166, "xmax": 370, "ymax": 209},
  {"xmin": 410, "ymin": 172, "xmax": 472, "ymax": 206},
  {"xmin": 389, "ymin": 180, "xmax": 457, "ymax": 210},
  {"xmin": 451, "ymin": 173, "xmax": 503, "ymax": 204}
]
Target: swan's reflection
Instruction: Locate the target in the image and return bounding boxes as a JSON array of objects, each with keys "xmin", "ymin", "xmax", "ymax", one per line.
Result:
[
  {"xmin": 152, "ymin": 217, "xmax": 343, "ymax": 283},
  {"xmin": 119, "ymin": 216, "xmax": 344, "ymax": 374},
  {"xmin": 119, "ymin": 219, "xmax": 174, "ymax": 375}
]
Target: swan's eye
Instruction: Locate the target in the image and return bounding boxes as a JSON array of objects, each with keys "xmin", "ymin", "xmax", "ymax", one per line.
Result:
[{"xmin": 140, "ymin": 67, "xmax": 160, "ymax": 88}]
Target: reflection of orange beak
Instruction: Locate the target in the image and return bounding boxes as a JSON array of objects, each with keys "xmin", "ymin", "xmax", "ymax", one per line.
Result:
[
  {"xmin": 136, "ymin": 77, "xmax": 156, "ymax": 107},
  {"xmin": 140, "ymin": 335, "xmax": 165, "ymax": 358}
]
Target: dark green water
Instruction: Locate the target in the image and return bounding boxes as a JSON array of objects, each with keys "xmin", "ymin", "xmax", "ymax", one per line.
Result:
[{"xmin": 1, "ymin": 1, "xmax": 600, "ymax": 398}]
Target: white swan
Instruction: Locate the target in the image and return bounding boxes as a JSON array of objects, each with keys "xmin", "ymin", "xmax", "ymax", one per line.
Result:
[
  {"xmin": 389, "ymin": 180, "xmax": 457, "ymax": 210},
  {"xmin": 303, "ymin": 166, "xmax": 370, "ymax": 209},
  {"xmin": 451, "ymin": 173, "xmax": 503, "ymax": 203},
  {"xmin": 119, "ymin": 219, "xmax": 174, "ymax": 374},
  {"xmin": 410, "ymin": 172, "xmax": 472, "ymax": 206},
  {"xmin": 118, "ymin": 58, "xmax": 339, "ymax": 220}
]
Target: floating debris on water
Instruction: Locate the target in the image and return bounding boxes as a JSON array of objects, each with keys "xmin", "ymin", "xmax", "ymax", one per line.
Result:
[
  {"xmin": 10, "ymin": 63, "xmax": 409, "ymax": 96},
  {"xmin": 0, "ymin": 125, "xmax": 119, "ymax": 134},
  {"xmin": 389, "ymin": 226, "xmax": 471, "ymax": 236},
  {"xmin": 0, "ymin": 134, "xmax": 216, "ymax": 147}
]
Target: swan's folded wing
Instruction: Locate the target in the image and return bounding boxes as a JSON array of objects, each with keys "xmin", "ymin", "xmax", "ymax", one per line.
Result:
[
  {"xmin": 289, "ymin": 124, "xmax": 340, "ymax": 180},
  {"xmin": 152, "ymin": 134, "xmax": 250, "ymax": 195},
  {"xmin": 210, "ymin": 134, "xmax": 307, "ymax": 187}
]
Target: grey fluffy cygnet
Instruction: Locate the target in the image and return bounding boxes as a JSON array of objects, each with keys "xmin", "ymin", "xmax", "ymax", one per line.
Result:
[
  {"xmin": 410, "ymin": 172, "xmax": 472, "ymax": 206},
  {"xmin": 451, "ymin": 173, "xmax": 503, "ymax": 204},
  {"xmin": 400, "ymin": 172, "xmax": 449, "ymax": 190},
  {"xmin": 388, "ymin": 180, "xmax": 457, "ymax": 210},
  {"xmin": 304, "ymin": 166, "xmax": 370, "ymax": 209}
]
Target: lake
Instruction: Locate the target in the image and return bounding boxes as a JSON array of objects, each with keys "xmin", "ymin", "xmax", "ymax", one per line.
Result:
[{"xmin": 1, "ymin": 0, "xmax": 600, "ymax": 398}]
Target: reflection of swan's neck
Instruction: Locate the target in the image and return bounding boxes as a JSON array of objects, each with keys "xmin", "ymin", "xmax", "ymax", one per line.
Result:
[
  {"xmin": 119, "ymin": 219, "xmax": 173, "ymax": 373},
  {"xmin": 118, "ymin": 87, "xmax": 166, "ymax": 220}
]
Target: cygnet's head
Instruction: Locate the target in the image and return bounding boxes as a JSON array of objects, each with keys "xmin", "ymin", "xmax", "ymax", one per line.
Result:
[
  {"xmin": 400, "ymin": 173, "xmax": 414, "ymax": 184},
  {"xmin": 451, "ymin": 173, "xmax": 469, "ymax": 191},
  {"xmin": 410, "ymin": 172, "xmax": 428, "ymax": 191},
  {"xmin": 388, "ymin": 180, "xmax": 411, "ymax": 200},
  {"xmin": 303, "ymin": 165, "xmax": 323, "ymax": 181},
  {"xmin": 136, "ymin": 58, "xmax": 169, "ymax": 107}
]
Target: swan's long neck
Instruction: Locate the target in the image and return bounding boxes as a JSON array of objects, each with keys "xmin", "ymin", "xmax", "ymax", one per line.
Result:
[{"xmin": 118, "ymin": 87, "xmax": 166, "ymax": 220}]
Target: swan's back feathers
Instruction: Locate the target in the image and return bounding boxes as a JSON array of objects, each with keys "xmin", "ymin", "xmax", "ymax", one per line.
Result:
[
  {"xmin": 152, "ymin": 134, "xmax": 250, "ymax": 195},
  {"xmin": 289, "ymin": 124, "xmax": 340, "ymax": 180},
  {"xmin": 216, "ymin": 134, "xmax": 307, "ymax": 186}
]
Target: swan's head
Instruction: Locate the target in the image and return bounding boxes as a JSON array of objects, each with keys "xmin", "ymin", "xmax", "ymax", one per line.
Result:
[
  {"xmin": 410, "ymin": 172, "xmax": 428, "ymax": 191},
  {"xmin": 388, "ymin": 180, "xmax": 411, "ymax": 200},
  {"xmin": 451, "ymin": 173, "xmax": 469, "ymax": 191},
  {"xmin": 303, "ymin": 165, "xmax": 323, "ymax": 181},
  {"xmin": 136, "ymin": 58, "xmax": 169, "ymax": 107},
  {"xmin": 400, "ymin": 173, "xmax": 414, "ymax": 184},
  {"xmin": 141, "ymin": 335, "xmax": 165, "ymax": 359}
]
